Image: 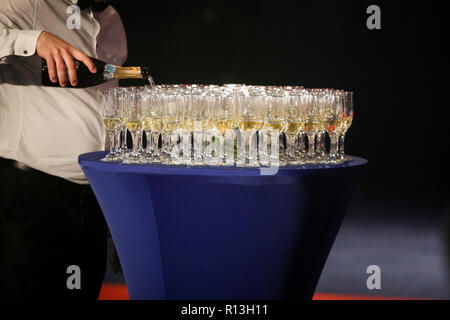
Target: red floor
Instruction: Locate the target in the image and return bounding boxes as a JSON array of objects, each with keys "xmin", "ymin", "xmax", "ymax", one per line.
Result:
[{"xmin": 98, "ymin": 283, "xmax": 424, "ymax": 300}]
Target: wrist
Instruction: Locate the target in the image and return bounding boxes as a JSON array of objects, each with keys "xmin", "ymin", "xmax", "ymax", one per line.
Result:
[{"xmin": 14, "ymin": 30, "xmax": 43, "ymax": 57}]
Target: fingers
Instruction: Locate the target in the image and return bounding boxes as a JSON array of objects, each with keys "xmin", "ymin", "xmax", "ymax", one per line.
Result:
[
  {"xmin": 45, "ymin": 57, "xmax": 57, "ymax": 83},
  {"xmin": 36, "ymin": 30, "xmax": 96, "ymax": 86},
  {"xmin": 71, "ymin": 49, "xmax": 97, "ymax": 73},
  {"xmin": 62, "ymin": 51, "xmax": 78, "ymax": 86},
  {"xmin": 54, "ymin": 55, "xmax": 67, "ymax": 87}
]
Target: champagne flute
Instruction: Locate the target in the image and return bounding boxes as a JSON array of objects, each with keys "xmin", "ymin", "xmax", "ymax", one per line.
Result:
[
  {"xmin": 101, "ymin": 89, "xmax": 123, "ymax": 162},
  {"xmin": 304, "ymin": 91, "xmax": 319, "ymax": 163},
  {"xmin": 160, "ymin": 89, "xmax": 176, "ymax": 164},
  {"xmin": 118, "ymin": 88, "xmax": 129, "ymax": 155},
  {"xmin": 338, "ymin": 91, "xmax": 354, "ymax": 161},
  {"xmin": 285, "ymin": 90, "xmax": 304, "ymax": 164},
  {"xmin": 122, "ymin": 89, "xmax": 144, "ymax": 164},
  {"xmin": 190, "ymin": 88, "xmax": 207, "ymax": 165},
  {"xmin": 202, "ymin": 87, "xmax": 221, "ymax": 165},
  {"xmin": 320, "ymin": 91, "xmax": 340, "ymax": 163},
  {"xmin": 111, "ymin": 88, "xmax": 127, "ymax": 161},
  {"xmin": 163, "ymin": 89, "xmax": 181, "ymax": 164},
  {"xmin": 215, "ymin": 91, "xmax": 234, "ymax": 165},
  {"xmin": 237, "ymin": 87, "xmax": 264, "ymax": 166},
  {"xmin": 141, "ymin": 88, "xmax": 158, "ymax": 163},
  {"xmin": 149, "ymin": 92, "xmax": 164, "ymax": 163},
  {"xmin": 314, "ymin": 89, "xmax": 329, "ymax": 162},
  {"xmin": 263, "ymin": 88, "xmax": 287, "ymax": 166},
  {"xmin": 176, "ymin": 89, "xmax": 192, "ymax": 165}
]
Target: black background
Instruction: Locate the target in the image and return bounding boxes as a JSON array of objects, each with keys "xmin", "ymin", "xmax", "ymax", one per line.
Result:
[{"xmin": 114, "ymin": 0, "xmax": 447, "ymax": 199}]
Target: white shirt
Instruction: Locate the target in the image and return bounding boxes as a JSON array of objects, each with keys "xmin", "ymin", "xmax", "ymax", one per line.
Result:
[{"xmin": 0, "ymin": 0, "xmax": 127, "ymax": 184}]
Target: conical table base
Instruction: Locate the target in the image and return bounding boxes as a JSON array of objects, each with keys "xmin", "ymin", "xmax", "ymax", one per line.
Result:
[{"xmin": 79, "ymin": 151, "xmax": 367, "ymax": 300}]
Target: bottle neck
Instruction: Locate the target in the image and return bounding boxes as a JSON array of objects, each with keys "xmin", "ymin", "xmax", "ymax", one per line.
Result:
[{"xmin": 104, "ymin": 65, "xmax": 146, "ymax": 80}]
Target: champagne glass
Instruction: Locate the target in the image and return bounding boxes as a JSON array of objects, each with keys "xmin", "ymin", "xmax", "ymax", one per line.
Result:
[
  {"xmin": 112, "ymin": 88, "xmax": 128, "ymax": 160},
  {"xmin": 134, "ymin": 87, "xmax": 147, "ymax": 159},
  {"xmin": 319, "ymin": 91, "xmax": 341, "ymax": 163},
  {"xmin": 190, "ymin": 88, "xmax": 207, "ymax": 165},
  {"xmin": 101, "ymin": 89, "xmax": 123, "ymax": 162},
  {"xmin": 202, "ymin": 87, "xmax": 221, "ymax": 165},
  {"xmin": 122, "ymin": 89, "xmax": 144, "ymax": 164},
  {"xmin": 285, "ymin": 90, "xmax": 304, "ymax": 164},
  {"xmin": 338, "ymin": 91, "xmax": 354, "ymax": 161},
  {"xmin": 293, "ymin": 88, "xmax": 307, "ymax": 163},
  {"xmin": 314, "ymin": 89, "xmax": 329, "ymax": 162},
  {"xmin": 303, "ymin": 91, "xmax": 319, "ymax": 163},
  {"xmin": 118, "ymin": 88, "xmax": 129, "ymax": 155},
  {"xmin": 215, "ymin": 91, "xmax": 234, "ymax": 165},
  {"xmin": 258, "ymin": 91, "xmax": 269, "ymax": 167},
  {"xmin": 141, "ymin": 88, "xmax": 162, "ymax": 163},
  {"xmin": 237, "ymin": 88, "xmax": 264, "ymax": 167},
  {"xmin": 263, "ymin": 88, "xmax": 287, "ymax": 166},
  {"xmin": 177, "ymin": 89, "xmax": 192, "ymax": 165},
  {"xmin": 163, "ymin": 89, "xmax": 182, "ymax": 164},
  {"xmin": 149, "ymin": 92, "xmax": 164, "ymax": 163},
  {"xmin": 104, "ymin": 88, "xmax": 126, "ymax": 161},
  {"xmin": 160, "ymin": 89, "xmax": 177, "ymax": 164}
]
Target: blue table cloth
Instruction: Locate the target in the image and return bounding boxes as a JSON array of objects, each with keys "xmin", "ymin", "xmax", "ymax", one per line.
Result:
[{"xmin": 79, "ymin": 151, "xmax": 367, "ymax": 300}]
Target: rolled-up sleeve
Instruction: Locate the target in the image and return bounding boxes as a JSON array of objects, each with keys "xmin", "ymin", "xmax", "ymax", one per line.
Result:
[{"xmin": 0, "ymin": 29, "xmax": 42, "ymax": 62}]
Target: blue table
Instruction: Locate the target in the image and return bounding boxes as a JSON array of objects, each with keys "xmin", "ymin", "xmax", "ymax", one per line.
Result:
[{"xmin": 79, "ymin": 151, "xmax": 367, "ymax": 300}]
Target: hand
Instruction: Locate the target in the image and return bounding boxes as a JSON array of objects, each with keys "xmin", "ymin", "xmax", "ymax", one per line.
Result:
[{"xmin": 36, "ymin": 31, "xmax": 97, "ymax": 87}]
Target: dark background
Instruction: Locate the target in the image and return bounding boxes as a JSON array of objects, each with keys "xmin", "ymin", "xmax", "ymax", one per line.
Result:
[
  {"xmin": 114, "ymin": 0, "xmax": 447, "ymax": 197},
  {"xmin": 108, "ymin": 0, "xmax": 449, "ymax": 298}
]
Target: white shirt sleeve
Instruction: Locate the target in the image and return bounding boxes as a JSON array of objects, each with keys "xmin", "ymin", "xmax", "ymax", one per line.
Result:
[{"xmin": 0, "ymin": 29, "xmax": 42, "ymax": 63}]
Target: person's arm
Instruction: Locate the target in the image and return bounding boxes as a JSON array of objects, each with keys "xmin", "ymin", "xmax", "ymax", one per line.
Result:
[{"xmin": 1, "ymin": 29, "xmax": 97, "ymax": 87}]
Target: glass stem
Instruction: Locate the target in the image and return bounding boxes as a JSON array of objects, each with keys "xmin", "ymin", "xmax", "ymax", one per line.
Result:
[
  {"xmin": 151, "ymin": 132, "xmax": 160, "ymax": 158},
  {"xmin": 219, "ymin": 134, "xmax": 225, "ymax": 163},
  {"xmin": 130, "ymin": 130, "xmax": 140, "ymax": 156},
  {"xmin": 286, "ymin": 133, "xmax": 296, "ymax": 159},
  {"xmin": 307, "ymin": 133, "xmax": 315, "ymax": 158},
  {"xmin": 329, "ymin": 132, "xmax": 339, "ymax": 159},
  {"xmin": 251, "ymin": 131, "xmax": 259, "ymax": 165},
  {"xmin": 137, "ymin": 131, "xmax": 144, "ymax": 153},
  {"xmin": 298, "ymin": 133, "xmax": 306, "ymax": 155},
  {"xmin": 203, "ymin": 131, "xmax": 212, "ymax": 162},
  {"xmin": 269, "ymin": 130, "xmax": 280, "ymax": 164},
  {"xmin": 193, "ymin": 130, "xmax": 203, "ymax": 164},
  {"xmin": 162, "ymin": 132, "xmax": 170, "ymax": 157},
  {"xmin": 121, "ymin": 127, "xmax": 128, "ymax": 150},
  {"xmin": 180, "ymin": 131, "xmax": 192, "ymax": 164},
  {"xmin": 339, "ymin": 133, "xmax": 345, "ymax": 158},
  {"xmin": 210, "ymin": 131, "xmax": 220, "ymax": 163},
  {"xmin": 236, "ymin": 129, "xmax": 245, "ymax": 166},
  {"xmin": 279, "ymin": 133, "xmax": 286, "ymax": 161},
  {"xmin": 244, "ymin": 131, "xmax": 257, "ymax": 165},
  {"xmin": 108, "ymin": 130, "xmax": 115, "ymax": 155},
  {"xmin": 316, "ymin": 131, "xmax": 324, "ymax": 156},
  {"xmin": 170, "ymin": 131, "xmax": 180, "ymax": 162},
  {"xmin": 114, "ymin": 130, "xmax": 121, "ymax": 154},
  {"xmin": 321, "ymin": 131, "xmax": 326, "ymax": 155},
  {"xmin": 258, "ymin": 129, "xmax": 268, "ymax": 165},
  {"xmin": 224, "ymin": 130, "xmax": 235, "ymax": 166},
  {"xmin": 144, "ymin": 130, "xmax": 152, "ymax": 154}
]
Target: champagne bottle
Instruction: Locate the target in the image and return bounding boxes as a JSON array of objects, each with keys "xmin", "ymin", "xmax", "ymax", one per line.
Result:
[{"xmin": 41, "ymin": 56, "xmax": 151, "ymax": 88}]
